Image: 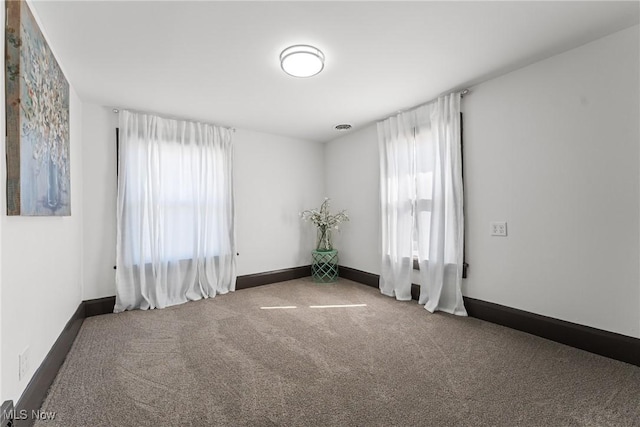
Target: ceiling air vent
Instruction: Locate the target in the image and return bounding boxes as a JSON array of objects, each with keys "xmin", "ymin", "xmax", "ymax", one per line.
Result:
[{"xmin": 335, "ymin": 124, "xmax": 352, "ymax": 131}]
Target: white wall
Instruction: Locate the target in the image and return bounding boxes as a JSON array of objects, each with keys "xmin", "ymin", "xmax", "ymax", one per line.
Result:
[
  {"xmin": 463, "ymin": 25, "xmax": 639, "ymax": 337},
  {"xmin": 0, "ymin": 2, "xmax": 5, "ymax": 404},
  {"xmin": 81, "ymin": 104, "xmax": 117, "ymax": 300},
  {"xmin": 0, "ymin": 1, "xmax": 4, "ymax": 404},
  {"xmin": 325, "ymin": 25, "xmax": 640, "ymax": 338},
  {"xmin": 225, "ymin": 129, "xmax": 325, "ymax": 275},
  {"xmin": 0, "ymin": 83, "xmax": 84, "ymax": 404},
  {"xmin": 80, "ymin": 111, "xmax": 325, "ymax": 300},
  {"xmin": 324, "ymin": 125, "xmax": 380, "ymax": 275},
  {"xmin": 0, "ymin": 2, "xmax": 85, "ymax": 405}
]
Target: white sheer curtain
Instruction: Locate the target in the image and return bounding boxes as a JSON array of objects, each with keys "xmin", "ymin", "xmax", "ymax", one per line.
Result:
[
  {"xmin": 378, "ymin": 93, "xmax": 466, "ymax": 315},
  {"xmin": 115, "ymin": 110, "xmax": 236, "ymax": 312}
]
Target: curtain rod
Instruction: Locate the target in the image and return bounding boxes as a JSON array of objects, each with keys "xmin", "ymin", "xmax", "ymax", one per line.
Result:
[
  {"xmin": 111, "ymin": 108, "xmax": 236, "ymax": 132},
  {"xmin": 378, "ymin": 88, "xmax": 469, "ymax": 123}
]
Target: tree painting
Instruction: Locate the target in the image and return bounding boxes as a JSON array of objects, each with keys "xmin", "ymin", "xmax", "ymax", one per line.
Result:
[{"xmin": 5, "ymin": 0, "xmax": 70, "ymax": 216}]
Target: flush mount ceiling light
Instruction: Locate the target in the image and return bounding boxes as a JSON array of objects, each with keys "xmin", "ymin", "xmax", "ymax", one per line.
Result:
[{"xmin": 280, "ymin": 45, "xmax": 325, "ymax": 78}]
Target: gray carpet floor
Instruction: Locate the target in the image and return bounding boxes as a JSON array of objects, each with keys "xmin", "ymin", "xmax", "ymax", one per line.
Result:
[{"xmin": 36, "ymin": 278, "xmax": 640, "ymax": 426}]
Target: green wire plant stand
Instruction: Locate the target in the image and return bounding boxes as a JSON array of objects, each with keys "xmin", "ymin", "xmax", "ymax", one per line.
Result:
[{"xmin": 311, "ymin": 249, "xmax": 339, "ymax": 283}]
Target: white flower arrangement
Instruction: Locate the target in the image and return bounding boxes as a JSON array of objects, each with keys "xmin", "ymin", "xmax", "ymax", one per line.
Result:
[{"xmin": 301, "ymin": 198, "xmax": 349, "ymax": 251}]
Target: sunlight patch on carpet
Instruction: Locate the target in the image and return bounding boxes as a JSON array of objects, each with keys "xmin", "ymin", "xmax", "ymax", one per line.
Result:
[{"xmin": 308, "ymin": 304, "xmax": 367, "ymax": 309}]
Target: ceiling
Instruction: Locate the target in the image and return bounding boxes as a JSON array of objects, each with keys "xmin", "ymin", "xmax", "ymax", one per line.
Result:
[{"xmin": 30, "ymin": 1, "xmax": 639, "ymax": 143}]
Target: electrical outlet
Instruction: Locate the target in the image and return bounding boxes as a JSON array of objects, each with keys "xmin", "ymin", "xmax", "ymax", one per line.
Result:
[
  {"xmin": 491, "ymin": 221, "xmax": 507, "ymax": 236},
  {"xmin": 18, "ymin": 347, "xmax": 29, "ymax": 381}
]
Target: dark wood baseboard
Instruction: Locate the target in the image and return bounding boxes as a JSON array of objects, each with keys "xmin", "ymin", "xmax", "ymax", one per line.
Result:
[
  {"xmin": 74, "ymin": 267, "xmax": 315, "ymax": 317},
  {"xmin": 84, "ymin": 296, "xmax": 117, "ymax": 318},
  {"xmin": 80, "ymin": 266, "xmax": 315, "ymax": 318},
  {"xmin": 14, "ymin": 303, "xmax": 85, "ymax": 427},
  {"xmin": 463, "ymin": 297, "xmax": 640, "ymax": 366},
  {"xmin": 236, "ymin": 265, "xmax": 311, "ymax": 290},
  {"xmin": 338, "ymin": 265, "xmax": 379, "ymax": 288},
  {"xmin": 338, "ymin": 266, "xmax": 423, "ymax": 300},
  {"xmin": 339, "ymin": 265, "xmax": 640, "ymax": 367}
]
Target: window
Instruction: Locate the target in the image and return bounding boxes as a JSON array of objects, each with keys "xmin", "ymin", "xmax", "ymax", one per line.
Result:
[
  {"xmin": 378, "ymin": 93, "xmax": 466, "ymax": 313},
  {"xmin": 126, "ymin": 141, "xmax": 227, "ymax": 263},
  {"xmin": 409, "ymin": 113, "xmax": 467, "ymax": 277},
  {"xmin": 115, "ymin": 110, "xmax": 235, "ymax": 311}
]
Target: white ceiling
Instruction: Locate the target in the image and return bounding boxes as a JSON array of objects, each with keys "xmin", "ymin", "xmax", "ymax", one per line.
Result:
[{"xmin": 31, "ymin": 1, "xmax": 639, "ymax": 143}]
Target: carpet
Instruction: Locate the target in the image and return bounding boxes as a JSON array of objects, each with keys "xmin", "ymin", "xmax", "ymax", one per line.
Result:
[{"xmin": 36, "ymin": 278, "xmax": 640, "ymax": 426}]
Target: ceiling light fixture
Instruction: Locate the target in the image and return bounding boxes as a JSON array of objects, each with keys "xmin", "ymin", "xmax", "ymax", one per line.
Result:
[
  {"xmin": 280, "ymin": 45, "xmax": 325, "ymax": 78},
  {"xmin": 335, "ymin": 124, "xmax": 352, "ymax": 131}
]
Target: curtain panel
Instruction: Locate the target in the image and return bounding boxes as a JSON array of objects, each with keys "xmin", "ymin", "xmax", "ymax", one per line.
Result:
[
  {"xmin": 378, "ymin": 93, "xmax": 466, "ymax": 316},
  {"xmin": 115, "ymin": 110, "xmax": 236, "ymax": 312}
]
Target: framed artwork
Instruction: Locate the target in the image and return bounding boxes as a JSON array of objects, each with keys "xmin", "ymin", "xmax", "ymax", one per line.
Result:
[{"xmin": 5, "ymin": 0, "xmax": 70, "ymax": 216}]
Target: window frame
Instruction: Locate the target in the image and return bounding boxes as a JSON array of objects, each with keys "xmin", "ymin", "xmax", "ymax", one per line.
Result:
[
  {"xmin": 116, "ymin": 127, "xmax": 228, "ymax": 265},
  {"xmin": 412, "ymin": 112, "xmax": 468, "ymax": 278}
]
